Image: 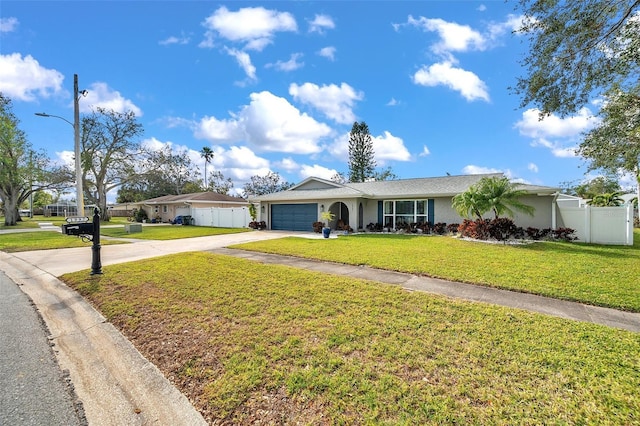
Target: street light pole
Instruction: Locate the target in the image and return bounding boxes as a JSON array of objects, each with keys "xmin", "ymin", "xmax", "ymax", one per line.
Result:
[
  {"xmin": 35, "ymin": 74, "xmax": 87, "ymax": 217},
  {"xmin": 73, "ymin": 74, "xmax": 84, "ymax": 216}
]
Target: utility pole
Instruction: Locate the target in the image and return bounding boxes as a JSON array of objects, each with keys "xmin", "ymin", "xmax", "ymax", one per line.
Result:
[{"xmin": 73, "ymin": 74, "xmax": 85, "ymax": 217}]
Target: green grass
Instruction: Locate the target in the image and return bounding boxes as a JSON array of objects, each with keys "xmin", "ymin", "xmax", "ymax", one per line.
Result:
[
  {"xmin": 0, "ymin": 231, "xmax": 126, "ymax": 252},
  {"xmin": 1, "ymin": 215, "xmax": 130, "ymax": 229},
  {"xmin": 61, "ymin": 252, "xmax": 640, "ymax": 425},
  {"xmin": 231, "ymin": 230, "xmax": 640, "ymax": 312},
  {"xmin": 99, "ymin": 225, "xmax": 250, "ymax": 240}
]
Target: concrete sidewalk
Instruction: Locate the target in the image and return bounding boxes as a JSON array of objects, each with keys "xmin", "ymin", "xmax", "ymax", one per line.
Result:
[
  {"xmin": 1, "ymin": 230, "xmax": 638, "ymax": 425},
  {"xmin": 211, "ymin": 247, "xmax": 640, "ymax": 333}
]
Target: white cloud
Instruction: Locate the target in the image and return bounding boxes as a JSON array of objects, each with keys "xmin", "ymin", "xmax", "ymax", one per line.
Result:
[
  {"xmin": 413, "ymin": 61, "xmax": 489, "ymax": 102},
  {"xmin": 407, "ymin": 15, "xmax": 487, "ymax": 54},
  {"xmin": 488, "ymin": 14, "xmax": 526, "ymax": 39},
  {"xmin": 159, "ymin": 33, "xmax": 190, "ymax": 46},
  {"xmin": 274, "ymin": 157, "xmax": 299, "ymax": 172},
  {"xmin": 477, "ymin": 4, "xmax": 487, "ymax": 12},
  {"xmin": 299, "ymin": 164, "xmax": 337, "ymax": 180},
  {"xmin": 528, "ymin": 163, "xmax": 539, "ymax": 173},
  {"xmin": 462, "ymin": 165, "xmax": 502, "ymax": 175},
  {"xmin": 266, "ymin": 53, "xmax": 304, "ymax": 72},
  {"xmin": 373, "ymin": 131, "xmax": 412, "ymax": 163},
  {"xmin": 0, "ymin": 17, "xmax": 18, "ymax": 33},
  {"xmin": 225, "ymin": 47, "xmax": 257, "ymax": 81},
  {"xmin": 289, "ymin": 82, "xmax": 363, "ymax": 124},
  {"xmin": 210, "ymin": 145, "xmax": 271, "ymax": 180},
  {"xmin": 195, "ymin": 91, "xmax": 332, "ymax": 154},
  {"xmin": 82, "ymin": 82, "xmax": 142, "ymax": 116},
  {"xmin": 202, "ymin": 6, "xmax": 297, "ymax": 51},
  {"xmin": 419, "ymin": 145, "xmax": 430, "ymax": 157},
  {"xmin": 308, "ymin": 14, "xmax": 335, "ymax": 33},
  {"xmin": 515, "ymin": 107, "xmax": 599, "ymax": 139},
  {"xmin": 462, "ymin": 165, "xmax": 524, "ymax": 181},
  {"xmin": 317, "ymin": 46, "xmax": 336, "ymax": 61},
  {"xmin": 0, "ymin": 53, "xmax": 64, "ymax": 101},
  {"xmin": 515, "ymin": 108, "xmax": 600, "ymax": 158},
  {"xmin": 386, "ymin": 98, "xmax": 399, "ymax": 106},
  {"xmin": 327, "ymin": 130, "xmax": 411, "ymax": 164},
  {"xmin": 530, "ymin": 138, "xmax": 577, "ymax": 158}
]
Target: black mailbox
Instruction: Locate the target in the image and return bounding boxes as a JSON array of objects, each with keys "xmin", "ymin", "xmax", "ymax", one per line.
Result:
[{"xmin": 62, "ymin": 223, "xmax": 94, "ymax": 236}]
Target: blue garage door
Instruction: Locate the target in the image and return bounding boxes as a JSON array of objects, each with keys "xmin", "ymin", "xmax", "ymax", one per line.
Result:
[{"xmin": 271, "ymin": 204, "xmax": 318, "ymax": 231}]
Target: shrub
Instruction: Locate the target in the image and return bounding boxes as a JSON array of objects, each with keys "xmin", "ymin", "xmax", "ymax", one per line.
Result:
[
  {"xmin": 133, "ymin": 208, "xmax": 148, "ymax": 223},
  {"xmin": 446, "ymin": 223, "xmax": 459, "ymax": 234},
  {"xmin": 366, "ymin": 222, "xmax": 382, "ymax": 232},
  {"xmin": 458, "ymin": 219, "xmax": 491, "ymax": 240},
  {"xmin": 488, "ymin": 218, "xmax": 518, "ymax": 241},
  {"xmin": 433, "ymin": 222, "xmax": 448, "ymax": 235},
  {"xmin": 553, "ymin": 228, "xmax": 576, "ymax": 241}
]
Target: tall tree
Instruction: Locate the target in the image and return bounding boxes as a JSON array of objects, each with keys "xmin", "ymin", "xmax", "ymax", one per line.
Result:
[
  {"xmin": 200, "ymin": 146, "xmax": 214, "ymax": 188},
  {"xmin": 576, "ymin": 84, "xmax": 640, "ymax": 204},
  {"xmin": 565, "ymin": 175, "xmax": 623, "ymax": 199},
  {"xmin": 515, "ymin": 0, "xmax": 640, "ymax": 117},
  {"xmin": 373, "ymin": 167, "xmax": 398, "ymax": 181},
  {"xmin": 348, "ymin": 121, "xmax": 376, "ymax": 182},
  {"xmin": 0, "ymin": 94, "xmax": 72, "ymax": 225},
  {"xmin": 80, "ymin": 107, "xmax": 144, "ymax": 220},
  {"xmin": 242, "ymin": 171, "xmax": 292, "ymax": 198},
  {"xmin": 208, "ymin": 170, "xmax": 234, "ymax": 195},
  {"xmin": 147, "ymin": 145, "xmax": 199, "ymax": 195}
]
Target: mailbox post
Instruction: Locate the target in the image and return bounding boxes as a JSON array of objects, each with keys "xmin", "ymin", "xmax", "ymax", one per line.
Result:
[
  {"xmin": 60, "ymin": 208, "xmax": 102, "ymax": 275},
  {"xmin": 91, "ymin": 207, "xmax": 102, "ymax": 275}
]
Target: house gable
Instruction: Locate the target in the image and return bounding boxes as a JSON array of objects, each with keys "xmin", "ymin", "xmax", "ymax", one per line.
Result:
[{"xmin": 290, "ymin": 177, "xmax": 345, "ymax": 191}]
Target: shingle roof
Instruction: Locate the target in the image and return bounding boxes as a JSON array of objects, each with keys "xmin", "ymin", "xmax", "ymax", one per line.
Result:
[
  {"xmin": 253, "ymin": 173, "xmax": 557, "ymax": 202},
  {"xmin": 140, "ymin": 192, "xmax": 247, "ymax": 204}
]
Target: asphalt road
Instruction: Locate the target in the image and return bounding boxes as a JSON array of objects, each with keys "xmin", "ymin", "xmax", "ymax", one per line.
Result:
[{"xmin": 0, "ymin": 270, "xmax": 85, "ymax": 426}]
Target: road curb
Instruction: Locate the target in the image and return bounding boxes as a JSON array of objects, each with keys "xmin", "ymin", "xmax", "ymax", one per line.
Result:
[{"xmin": 0, "ymin": 251, "xmax": 207, "ymax": 426}]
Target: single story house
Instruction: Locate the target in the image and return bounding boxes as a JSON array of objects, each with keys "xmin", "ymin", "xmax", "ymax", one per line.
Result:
[
  {"xmin": 115, "ymin": 192, "xmax": 248, "ymax": 223},
  {"xmin": 251, "ymin": 173, "xmax": 563, "ymax": 232}
]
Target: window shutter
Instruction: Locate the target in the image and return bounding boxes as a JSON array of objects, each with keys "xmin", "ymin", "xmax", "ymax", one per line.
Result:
[{"xmin": 428, "ymin": 199, "xmax": 435, "ymax": 225}]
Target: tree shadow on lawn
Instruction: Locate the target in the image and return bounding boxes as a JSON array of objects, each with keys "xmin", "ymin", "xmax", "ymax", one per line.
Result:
[{"xmin": 517, "ymin": 240, "xmax": 639, "ymax": 260}]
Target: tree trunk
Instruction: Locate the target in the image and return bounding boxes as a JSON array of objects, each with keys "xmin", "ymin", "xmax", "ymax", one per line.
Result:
[{"xmin": 3, "ymin": 196, "xmax": 19, "ymax": 226}]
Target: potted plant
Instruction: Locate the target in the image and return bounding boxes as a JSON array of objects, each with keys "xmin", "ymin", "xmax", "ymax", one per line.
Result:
[{"xmin": 320, "ymin": 211, "xmax": 335, "ymax": 238}]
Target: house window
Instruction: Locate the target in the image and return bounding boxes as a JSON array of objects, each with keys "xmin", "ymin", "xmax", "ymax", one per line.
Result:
[
  {"xmin": 163, "ymin": 205, "xmax": 167, "ymax": 213},
  {"xmin": 383, "ymin": 200, "xmax": 429, "ymax": 229}
]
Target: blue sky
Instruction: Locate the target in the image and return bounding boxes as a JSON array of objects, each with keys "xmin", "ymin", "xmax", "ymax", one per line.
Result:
[{"xmin": 1, "ymin": 1, "xmax": 613, "ymax": 200}]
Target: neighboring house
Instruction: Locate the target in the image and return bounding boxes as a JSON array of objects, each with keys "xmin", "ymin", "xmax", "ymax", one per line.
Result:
[
  {"xmin": 251, "ymin": 173, "xmax": 562, "ymax": 232},
  {"xmin": 117, "ymin": 192, "xmax": 248, "ymax": 223}
]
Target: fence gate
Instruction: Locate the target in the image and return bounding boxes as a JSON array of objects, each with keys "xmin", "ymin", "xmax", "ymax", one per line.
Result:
[
  {"xmin": 192, "ymin": 207, "xmax": 251, "ymax": 228},
  {"xmin": 557, "ymin": 204, "xmax": 634, "ymax": 245}
]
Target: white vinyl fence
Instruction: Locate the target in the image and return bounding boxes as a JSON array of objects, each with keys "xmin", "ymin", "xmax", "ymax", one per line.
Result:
[
  {"xmin": 557, "ymin": 204, "xmax": 634, "ymax": 245},
  {"xmin": 192, "ymin": 207, "xmax": 251, "ymax": 228}
]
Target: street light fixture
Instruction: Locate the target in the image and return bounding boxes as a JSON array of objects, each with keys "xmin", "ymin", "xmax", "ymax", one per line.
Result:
[{"xmin": 35, "ymin": 74, "xmax": 88, "ymax": 217}]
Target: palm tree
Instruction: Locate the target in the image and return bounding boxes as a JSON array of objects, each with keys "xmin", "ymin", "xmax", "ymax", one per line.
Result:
[
  {"xmin": 452, "ymin": 188, "xmax": 486, "ymax": 220},
  {"xmin": 477, "ymin": 176, "xmax": 535, "ymax": 219},
  {"xmin": 452, "ymin": 176, "xmax": 535, "ymax": 220},
  {"xmin": 200, "ymin": 146, "xmax": 214, "ymax": 189},
  {"xmin": 588, "ymin": 191, "xmax": 624, "ymax": 207}
]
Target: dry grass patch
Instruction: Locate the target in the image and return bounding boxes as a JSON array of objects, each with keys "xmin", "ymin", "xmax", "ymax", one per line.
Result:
[{"xmin": 62, "ymin": 252, "xmax": 640, "ymax": 425}]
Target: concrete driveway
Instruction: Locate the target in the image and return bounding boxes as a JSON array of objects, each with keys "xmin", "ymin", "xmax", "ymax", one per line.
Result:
[{"xmin": 9, "ymin": 230, "xmax": 299, "ymax": 276}]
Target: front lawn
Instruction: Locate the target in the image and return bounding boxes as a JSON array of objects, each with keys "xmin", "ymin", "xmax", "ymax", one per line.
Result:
[
  {"xmin": 0, "ymin": 231, "xmax": 126, "ymax": 252},
  {"xmin": 232, "ymin": 231, "xmax": 640, "ymax": 312},
  {"xmin": 100, "ymin": 225, "xmax": 251, "ymax": 240},
  {"xmin": 61, "ymin": 252, "xmax": 640, "ymax": 425}
]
